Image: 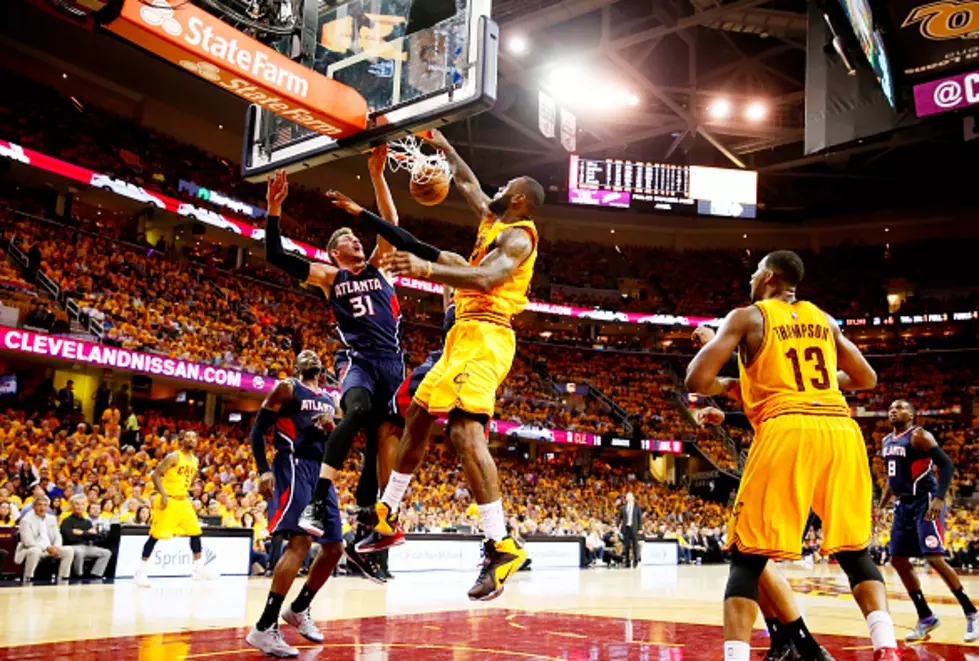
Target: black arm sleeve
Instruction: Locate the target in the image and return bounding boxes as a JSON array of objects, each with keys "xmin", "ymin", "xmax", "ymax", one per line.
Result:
[
  {"xmin": 359, "ymin": 209, "xmax": 442, "ymax": 262},
  {"xmin": 265, "ymin": 215, "xmax": 312, "ymax": 281},
  {"xmin": 249, "ymin": 408, "xmax": 279, "ymax": 474},
  {"xmin": 723, "ymin": 412, "xmax": 753, "ymax": 430},
  {"xmin": 927, "ymin": 444, "xmax": 954, "ymax": 499}
]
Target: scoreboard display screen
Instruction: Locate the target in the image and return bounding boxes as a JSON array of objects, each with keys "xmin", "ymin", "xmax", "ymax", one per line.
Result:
[{"xmin": 568, "ymin": 154, "xmax": 758, "ymax": 218}]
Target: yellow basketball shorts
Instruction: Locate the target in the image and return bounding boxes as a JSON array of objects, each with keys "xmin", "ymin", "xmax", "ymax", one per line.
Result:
[
  {"xmin": 149, "ymin": 495, "xmax": 202, "ymax": 539},
  {"xmin": 413, "ymin": 319, "xmax": 515, "ymax": 418},
  {"xmin": 726, "ymin": 414, "xmax": 871, "ymax": 560}
]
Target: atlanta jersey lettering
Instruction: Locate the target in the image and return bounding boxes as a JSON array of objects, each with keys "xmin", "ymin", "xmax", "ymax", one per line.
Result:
[
  {"xmin": 329, "ymin": 264, "xmax": 401, "ymax": 357},
  {"xmin": 274, "ymin": 379, "xmax": 337, "ymax": 458},
  {"xmin": 883, "ymin": 426, "xmax": 937, "ymax": 498}
]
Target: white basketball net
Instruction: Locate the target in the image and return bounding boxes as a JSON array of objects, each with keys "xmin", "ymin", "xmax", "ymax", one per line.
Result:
[{"xmin": 387, "ymin": 136, "xmax": 452, "ymax": 185}]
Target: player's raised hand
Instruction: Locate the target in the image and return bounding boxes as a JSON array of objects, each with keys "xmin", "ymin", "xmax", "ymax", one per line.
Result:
[
  {"xmin": 367, "ymin": 144, "xmax": 388, "ymax": 177},
  {"xmin": 694, "ymin": 407, "xmax": 726, "ymax": 427},
  {"xmin": 380, "ymin": 251, "xmax": 429, "ymax": 278},
  {"xmin": 420, "ymin": 128, "xmax": 451, "ymax": 152},
  {"xmin": 326, "ymin": 190, "xmax": 363, "ymax": 216},
  {"xmin": 266, "ymin": 169, "xmax": 289, "ymax": 215},
  {"xmin": 258, "ymin": 471, "xmax": 275, "ymax": 500}
]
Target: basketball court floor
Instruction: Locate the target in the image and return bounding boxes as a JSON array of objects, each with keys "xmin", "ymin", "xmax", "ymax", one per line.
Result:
[{"xmin": 2, "ymin": 563, "xmax": 978, "ymax": 660}]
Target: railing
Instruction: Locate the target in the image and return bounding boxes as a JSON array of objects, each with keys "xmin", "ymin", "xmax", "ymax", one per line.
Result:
[{"xmin": 584, "ymin": 381, "xmax": 634, "ymax": 437}]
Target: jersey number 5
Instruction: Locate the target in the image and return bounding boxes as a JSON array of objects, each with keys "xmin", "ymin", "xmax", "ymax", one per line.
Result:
[
  {"xmin": 351, "ymin": 295, "xmax": 376, "ymax": 318},
  {"xmin": 785, "ymin": 347, "xmax": 831, "ymax": 392}
]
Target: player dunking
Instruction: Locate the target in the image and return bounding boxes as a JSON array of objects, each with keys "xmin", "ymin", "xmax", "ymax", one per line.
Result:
[
  {"xmin": 354, "ymin": 129, "xmax": 544, "ymax": 601},
  {"xmin": 133, "ymin": 431, "xmax": 212, "ymax": 586},
  {"xmin": 878, "ymin": 399, "xmax": 979, "ymax": 642},
  {"xmin": 246, "ymin": 350, "xmax": 342, "ymax": 658},
  {"xmin": 685, "ymin": 251, "xmax": 901, "ymax": 661},
  {"xmin": 261, "ymin": 153, "xmax": 403, "ymax": 582}
]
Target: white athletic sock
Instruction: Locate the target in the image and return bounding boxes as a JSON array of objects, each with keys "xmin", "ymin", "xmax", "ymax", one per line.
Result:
[
  {"xmin": 477, "ymin": 500, "xmax": 507, "ymax": 542},
  {"xmin": 723, "ymin": 641, "xmax": 750, "ymax": 661},
  {"xmin": 866, "ymin": 610, "xmax": 897, "ymax": 651},
  {"xmin": 136, "ymin": 558, "xmax": 149, "ymax": 573},
  {"xmin": 381, "ymin": 471, "xmax": 412, "ymax": 512}
]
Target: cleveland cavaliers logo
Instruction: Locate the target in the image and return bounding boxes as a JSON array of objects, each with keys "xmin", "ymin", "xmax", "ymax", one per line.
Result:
[{"xmin": 903, "ymin": 1, "xmax": 979, "ymax": 40}]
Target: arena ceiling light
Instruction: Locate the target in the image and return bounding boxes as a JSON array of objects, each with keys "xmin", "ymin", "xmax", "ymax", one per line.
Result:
[
  {"xmin": 709, "ymin": 98, "xmax": 733, "ymax": 120},
  {"xmin": 543, "ymin": 66, "xmax": 640, "ymax": 110},
  {"xmin": 508, "ymin": 35, "xmax": 529, "ymax": 56},
  {"xmin": 745, "ymin": 101, "xmax": 768, "ymax": 122}
]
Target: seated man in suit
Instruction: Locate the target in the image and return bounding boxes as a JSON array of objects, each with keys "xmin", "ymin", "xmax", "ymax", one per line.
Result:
[{"xmin": 16, "ymin": 494, "xmax": 74, "ymax": 583}]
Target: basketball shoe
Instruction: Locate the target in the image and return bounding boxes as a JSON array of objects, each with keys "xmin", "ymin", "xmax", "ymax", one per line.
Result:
[
  {"xmin": 246, "ymin": 624, "xmax": 299, "ymax": 658},
  {"xmin": 966, "ymin": 612, "xmax": 979, "ymax": 642},
  {"xmin": 298, "ymin": 496, "xmax": 328, "ymax": 537},
  {"xmin": 905, "ymin": 615, "xmax": 940, "ymax": 641},
  {"xmin": 468, "ymin": 537, "xmax": 527, "ymax": 601},
  {"xmin": 281, "ymin": 605, "xmax": 324, "ymax": 643},
  {"xmin": 355, "ymin": 501, "xmax": 405, "ymax": 553}
]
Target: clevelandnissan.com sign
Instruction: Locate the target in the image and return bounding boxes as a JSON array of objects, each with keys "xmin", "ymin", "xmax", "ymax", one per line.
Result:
[
  {"xmin": 914, "ymin": 68, "xmax": 979, "ymax": 116},
  {"xmin": 0, "ymin": 328, "xmax": 273, "ymax": 394},
  {"xmin": 104, "ymin": 0, "xmax": 367, "ymax": 138}
]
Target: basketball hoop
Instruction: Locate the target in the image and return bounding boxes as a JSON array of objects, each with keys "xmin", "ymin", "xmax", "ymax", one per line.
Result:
[{"xmin": 387, "ymin": 135, "xmax": 452, "ymax": 185}]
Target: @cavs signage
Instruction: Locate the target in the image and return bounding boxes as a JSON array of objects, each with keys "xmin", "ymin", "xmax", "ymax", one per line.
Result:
[
  {"xmin": 103, "ymin": 0, "xmax": 368, "ymax": 138},
  {"xmin": 891, "ymin": 0, "xmax": 979, "ymax": 79}
]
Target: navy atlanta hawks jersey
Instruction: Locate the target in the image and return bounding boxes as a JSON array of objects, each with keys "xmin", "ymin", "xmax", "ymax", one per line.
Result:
[
  {"xmin": 882, "ymin": 426, "xmax": 938, "ymax": 498},
  {"xmin": 329, "ymin": 264, "xmax": 402, "ymax": 357},
  {"xmin": 274, "ymin": 379, "xmax": 337, "ymax": 457}
]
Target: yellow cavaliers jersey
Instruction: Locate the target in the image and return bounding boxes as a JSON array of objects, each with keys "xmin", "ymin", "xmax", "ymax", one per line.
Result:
[
  {"xmin": 738, "ymin": 299, "xmax": 850, "ymax": 426},
  {"xmin": 160, "ymin": 451, "xmax": 198, "ymax": 498},
  {"xmin": 455, "ymin": 216, "xmax": 538, "ymax": 324}
]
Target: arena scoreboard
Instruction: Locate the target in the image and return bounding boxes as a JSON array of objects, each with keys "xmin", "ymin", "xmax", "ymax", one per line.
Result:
[{"xmin": 568, "ymin": 154, "xmax": 758, "ymax": 218}]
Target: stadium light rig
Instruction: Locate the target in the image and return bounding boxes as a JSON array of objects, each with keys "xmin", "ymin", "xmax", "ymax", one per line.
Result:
[
  {"xmin": 709, "ymin": 98, "xmax": 733, "ymax": 120},
  {"xmin": 543, "ymin": 66, "xmax": 640, "ymax": 110},
  {"xmin": 745, "ymin": 101, "xmax": 768, "ymax": 122},
  {"xmin": 508, "ymin": 35, "xmax": 529, "ymax": 56}
]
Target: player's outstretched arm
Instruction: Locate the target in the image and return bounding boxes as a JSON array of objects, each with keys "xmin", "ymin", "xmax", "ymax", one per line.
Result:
[
  {"xmin": 249, "ymin": 380, "xmax": 292, "ymax": 478},
  {"xmin": 264, "ymin": 170, "xmax": 337, "ymax": 288},
  {"xmin": 423, "ymin": 129, "xmax": 491, "ymax": 220},
  {"xmin": 827, "ymin": 316, "xmax": 877, "ymax": 390},
  {"xmin": 367, "ymin": 145, "xmax": 399, "ymax": 265},
  {"xmin": 327, "ymin": 191, "xmax": 444, "ymax": 265},
  {"xmin": 685, "ymin": 307, "xmax": 753, "ymax": 396},
  {"xmin": 382, "ymin": 227, "xmax": 532, "ymax": 292}
]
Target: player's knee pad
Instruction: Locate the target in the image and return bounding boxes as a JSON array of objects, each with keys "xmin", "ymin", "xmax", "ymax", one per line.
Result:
[
  {"xmin": 341, "ymin": 387, "xmax": 373, "ymax": 422},
  {"xmin": 835, "ymin": 549, "xmax": 882, "ymax": 590},
  {"xmin": 141, "ymin": 536, "xmax": 158, "ymax": 558},
  {"xmin": 724, "ymin": 549, "xmax": 769, "ymax": 602},
  {"xmin": 190, "ymin": 535, "xmax": 202, "ymax": 555}
]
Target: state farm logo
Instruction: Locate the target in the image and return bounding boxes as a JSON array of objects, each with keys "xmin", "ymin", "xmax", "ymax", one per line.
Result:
[
  {"xmin": 904, "ymin": 1, "xmax": 979, "ymax": 40},
  {"xmin": 135, "ymin": 0, "xmax": 311, "ymax": 99}
]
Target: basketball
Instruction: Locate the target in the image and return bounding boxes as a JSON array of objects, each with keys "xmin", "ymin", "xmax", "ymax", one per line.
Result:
[{"xmin": 409, "ymin": 166, "xmax": 451, "ymax": 206}]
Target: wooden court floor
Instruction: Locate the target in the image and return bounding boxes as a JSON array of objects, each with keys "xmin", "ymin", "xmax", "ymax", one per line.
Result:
[{"xmin": 2, "ymin": 563, "xmax": 979, "ymax": 659}]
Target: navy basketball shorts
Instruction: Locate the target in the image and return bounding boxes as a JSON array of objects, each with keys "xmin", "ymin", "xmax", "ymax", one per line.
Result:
[
  {"xmin": 387, "ymin": 350, "xmax": 442, "ymax": 427},
  {"xmin": 268, "ymin": 453, "xmax": 342, "ymax": 544},
  {"xmin": 335, "ymin": 352, "xmax": 405, "ymax": 409},
  {"xmin": 889, "ymin": 495, "xmax": 947, "ymax": 557}
]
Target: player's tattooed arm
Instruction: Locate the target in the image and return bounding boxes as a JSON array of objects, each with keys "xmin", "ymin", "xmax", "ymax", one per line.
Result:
[
  {"xmin": 827, "ymin": 315, "xmax": 877, "ymax": 390},
  {"xmin": 151, "ymin": 452, "xmax": 178, "ymax": 509},
  {"xmin": 423, "ymin": 129, "xmax": 490, "ymax": 219},
  {"xmin": 685, "ymin": 307, "xmax": 754, "ymax": 396},
  {"xmin": 382, "ymin": 228, "xmax": 531, "ymax": 292}
]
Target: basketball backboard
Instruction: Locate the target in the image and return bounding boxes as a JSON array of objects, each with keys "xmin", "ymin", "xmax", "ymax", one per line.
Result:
[{"xmin": 241, "ymin": 0, "xmax": 497, "ymax": 180}]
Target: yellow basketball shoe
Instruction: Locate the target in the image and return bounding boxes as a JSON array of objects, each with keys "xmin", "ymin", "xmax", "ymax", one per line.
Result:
[
  {"xmin": 355, "ymin": 501, "xmax": 405, "ymax": 554},
  {"xmin": 467, "ymin": 536, "xmax": 527, "ymax": 601}
]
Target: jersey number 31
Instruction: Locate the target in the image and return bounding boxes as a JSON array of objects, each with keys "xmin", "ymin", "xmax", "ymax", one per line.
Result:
[{"xmin": 351, "ymin": 295, "xmax": 376, "ymax": 318}]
